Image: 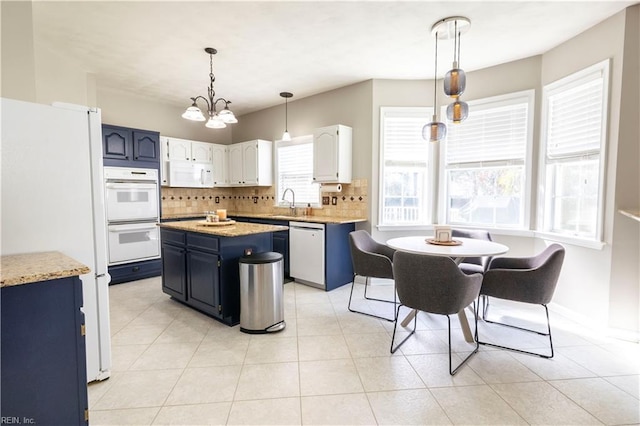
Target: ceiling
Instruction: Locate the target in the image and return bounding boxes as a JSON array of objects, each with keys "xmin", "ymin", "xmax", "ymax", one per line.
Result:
[{"xmin": 31, "ymin": 1, "xmax": 636, "ymax": 116}]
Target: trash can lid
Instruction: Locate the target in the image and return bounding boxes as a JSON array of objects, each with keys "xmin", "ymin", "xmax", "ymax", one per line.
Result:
[{"xmin": 239, "ymin": 251, "xmax": 283, "ymax": 264}]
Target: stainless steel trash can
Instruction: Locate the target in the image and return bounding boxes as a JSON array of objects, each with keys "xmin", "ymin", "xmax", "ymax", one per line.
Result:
[{"xmin": 239, "ymin": 252, "xmax": 285, "ymax": 334}]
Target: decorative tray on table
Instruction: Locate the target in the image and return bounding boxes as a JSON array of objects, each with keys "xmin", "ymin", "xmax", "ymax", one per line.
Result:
[
  {"xmin": 425, "ymin": 238, "xmax": 462, "ymax": 246},
  {"xmin": 198, "ymin": 219, "xmax": 236, "ymax": 226}
]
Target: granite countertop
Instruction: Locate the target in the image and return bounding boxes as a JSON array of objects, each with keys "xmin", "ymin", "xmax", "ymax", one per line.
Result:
[
  {"xmin": 158, "ymin": 220, "xmax": 288, "ymax": 237},
  {"xmin": 1, "ymin": 251, "xmax": 90, "ymax": 288},
  {"xmin": 162, "ymin": 212, "xmax": 367, "ymax": 225}
]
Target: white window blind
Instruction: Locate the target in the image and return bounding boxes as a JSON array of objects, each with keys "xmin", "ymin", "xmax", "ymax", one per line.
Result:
[
  {"xmin": 541, "ymin": 60, "xmax": 609, "ymax": 240},
  {"xmin": 446, "ymin": 97, "xmax": 529, "ymax": 165},
  {"xmin": 379, "ymin": 107, "xmax": 432, "ymax": 226},
  {"xmin": 275, "ymin": 136, "xmax": 319, "ymax": 206},
  {"xmin": 443, "ymin": 91, "xmax": 533, "ymax": 228},
  {"xmin": 546, "ymin": 73, "xmax": 604, "ymax": 158}
]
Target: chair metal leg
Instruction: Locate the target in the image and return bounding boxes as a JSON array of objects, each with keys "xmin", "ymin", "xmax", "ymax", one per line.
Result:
[
  {"xmin": 449, "ymin": 301, "xmax": 479, "ymax": 375},
  {"xmin": 364, "ymin": 277, "xmax": 396, "ymax": 305},
  {"xmin": 390, "ymin": 304, "xmax": 417, "ymax": 353},
  {"xmin": 477, "ymin": 303, "xmax": 554, "ymax": 358},
  {"xmin": 348, "ymin": 275, "xmax": 397, "ymax": 322}
]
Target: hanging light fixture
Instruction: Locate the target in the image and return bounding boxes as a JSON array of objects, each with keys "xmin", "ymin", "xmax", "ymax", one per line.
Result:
[
  {"xmin": 280, "ymin": 92, "xmax": 293, "ymax": 141},
  {"xmin": 422, "ymin": 24, "xmax": 447, "ymax": 142},
  {"xmin": 432, "ymin": 17, "xmax": 471, "ymax": 124},
  {"xmin": 182, "ymin": 47, "xmax": 237, "ymax": 129}
]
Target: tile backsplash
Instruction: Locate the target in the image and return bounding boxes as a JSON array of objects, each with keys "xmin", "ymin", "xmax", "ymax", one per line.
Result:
[{"xmin": 161, "ymin": 179, "xmax": 368, "ymax": 218}]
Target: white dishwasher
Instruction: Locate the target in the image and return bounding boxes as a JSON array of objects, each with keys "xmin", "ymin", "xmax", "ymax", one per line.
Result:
[{"xmin": 289, "ymin": 221, "xmax": 325, "ymax": 289}]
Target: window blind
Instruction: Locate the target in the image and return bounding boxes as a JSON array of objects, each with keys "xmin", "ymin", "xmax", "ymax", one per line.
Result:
[
  {"xmin": 383, "ymin": 110, "xmax": 430, "ymax": 168},
  {"xmin": 546, "ymin": 74, "xmax": 604, "ymax": 158},
  {"xmin": 446, "ymin": 100, "xmax": 529, "ymax": 165},
  {"xmin": 276, "ymin": 136, "xmax": 319, "ymax": 205}
]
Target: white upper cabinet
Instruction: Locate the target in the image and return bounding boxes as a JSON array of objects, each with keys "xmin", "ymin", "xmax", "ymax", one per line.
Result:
[
  {"xmin": 211, "ymin": 144, "xmax": 229, "ymax": 186},
  {"xmin": 166, "ymin": 137, "xmax": 212, "ymax": 163},
  {"xmin": 229, "ymin": 140, "xmax": 272, "ymax": 186},
  {"xmin": 313, "ymin": 124, "xmax": 352, "ymax": 183}
]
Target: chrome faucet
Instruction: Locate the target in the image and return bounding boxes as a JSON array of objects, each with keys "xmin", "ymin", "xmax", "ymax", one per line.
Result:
[{"xmin": 282, "ymin": 188, "xmax": 296, "ymax": 215}]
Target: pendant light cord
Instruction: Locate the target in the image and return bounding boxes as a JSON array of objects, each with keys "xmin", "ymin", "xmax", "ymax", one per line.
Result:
[
  {"xmin": 433, "ymin": 31, "xmax": 438, "ymax": 113},
  {"xmin": 285, "ymin": 97, "xmax": 288, "ymax": 131}
]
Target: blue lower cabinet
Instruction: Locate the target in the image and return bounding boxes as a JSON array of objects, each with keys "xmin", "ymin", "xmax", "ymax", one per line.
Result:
[
  {"xmin": 160, "ymin": 228, "xmax": 272, "ymax": 326},
  {"xmin": 161, "ymin": 244, "xmax": 187, "ymax": 300},
  {"xmin": 1, "ymin": 277, "xmax": 88, "ymax": 425},
  {"xmin": 187, "ymin": 250, "xmax": 221, "ymax": 318},
  {"xmin": 325, "ymin": 223, "xmax": 355, "ymax": 290}
]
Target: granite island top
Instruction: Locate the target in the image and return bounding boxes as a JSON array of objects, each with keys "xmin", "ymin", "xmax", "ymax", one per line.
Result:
[
  {"xmin": 158, "ymin": 220, "xmax": 288, "ymax": 237},
  {"xmin": 162, "ymin": 211, "xmax": 367, "ymax": 225},
  {"xmin": 1, "ymin": 251, "xmax": 90, "ymax": 288}
]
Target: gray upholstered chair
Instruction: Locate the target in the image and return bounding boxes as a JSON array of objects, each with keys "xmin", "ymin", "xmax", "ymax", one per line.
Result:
[
  {"xmin": 451, "ymin": 229, "xmax": 493, "ymax": 275},
  {"xmin": 391, "ymin": 251, "xmax": 483, "ymax": 375},
  {"xmin": 348, "ymin": 230, "xmax": 396, "ymax": 321},
  {"xmin": 476, "ymin": 243, "xmax": 565, "ymax": 358}
]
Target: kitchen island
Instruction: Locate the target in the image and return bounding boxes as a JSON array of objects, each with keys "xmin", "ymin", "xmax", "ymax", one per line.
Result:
[{"xmin": 158, "ymin": 220, "xmax": 288, "ymax": 325}]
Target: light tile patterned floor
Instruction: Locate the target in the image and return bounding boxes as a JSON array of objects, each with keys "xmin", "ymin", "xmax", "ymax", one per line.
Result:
[{"xmin": 89, "ymin": 277, "xmax": 640, "ymax": 425}]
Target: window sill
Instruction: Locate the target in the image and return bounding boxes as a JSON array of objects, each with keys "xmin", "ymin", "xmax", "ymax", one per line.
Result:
[{"xmin": 534, "ymin": 231, "xmax": 606, "ymax": 250}]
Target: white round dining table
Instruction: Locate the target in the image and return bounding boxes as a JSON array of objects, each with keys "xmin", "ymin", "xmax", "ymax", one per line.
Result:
[{"xmin": 386, "ymin": 236, "xmax": 509, "ymax": 342}]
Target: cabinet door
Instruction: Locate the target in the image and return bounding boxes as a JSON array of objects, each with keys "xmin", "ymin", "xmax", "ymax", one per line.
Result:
[
  {"xmin": 272, "ymin": 231, "xmax": 289, "ymax": 277},
  {"xmin": 242, "ymin": 142, "xmax": 259, "ymax": 185},
  {"xmin": 187, "ymin": 250, "xmax": 221, "ymax": 318},
  {"xmin": 313, "ymin": 127, "xmax": 339, "ymax": 182},
  {"xmin": 161, "ymin": 243, "xmax": 187, "ymax": 300},
  {"xmin": 103, "ymin": 125, "xmax": 131, "ymax": 161},
  {"xmin": 133, "ymin": 130, "xmax": 160, "ymax": 163},
  {"xmin": 228, "ymin": 144, "xmax": 244, "ymax": 185},
  {"xmin": 191, "ymin": 141, "xmax": 213, "ymax": 163},
  {"xmin": 211, "ymin": 144, "xmax": 229, "ymax": 186},
  {"xmin": 168, "ymin": 138, "xmax": 192, "ymax": 161}
]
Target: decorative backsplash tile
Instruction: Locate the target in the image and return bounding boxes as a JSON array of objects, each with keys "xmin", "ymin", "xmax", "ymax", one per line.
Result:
[{"xmin": 161, "ymin": 179, "xmax": 368, "ymax": 218}]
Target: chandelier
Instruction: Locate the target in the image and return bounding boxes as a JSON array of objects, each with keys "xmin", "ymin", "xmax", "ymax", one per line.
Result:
[
  {"xmin": 280, "ymin": 92, "xmax": 293, "ymax": 141},
  {"xmin": 182, "ymin": 47, "xmax": 237, "ymax": 129}
]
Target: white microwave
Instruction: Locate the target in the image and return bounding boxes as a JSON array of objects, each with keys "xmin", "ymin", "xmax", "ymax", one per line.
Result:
[{"xmin": 168, "ymin": 162, "xmax": 214, "ymax": 188}]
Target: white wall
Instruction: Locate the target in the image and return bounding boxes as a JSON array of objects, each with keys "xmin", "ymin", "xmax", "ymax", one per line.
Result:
[{"xmin": 1, "ymin": 1, "xmax": 36, "ymax": 101}]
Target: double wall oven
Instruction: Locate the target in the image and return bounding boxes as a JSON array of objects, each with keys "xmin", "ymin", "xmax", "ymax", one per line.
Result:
[{"xmin": 104, "ymin": 167, "xmax": 160, "ymax": 265}]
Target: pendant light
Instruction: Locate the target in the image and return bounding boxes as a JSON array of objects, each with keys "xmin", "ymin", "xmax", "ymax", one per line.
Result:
[
  {"xmin": 280, "ymin": 92, "xmax": 293, "ymax": 141},
  {"xmin": 431, "ymin": 17, "xmax": 471, "ymax": 124},
  {"xmin": 443, "ymin": 19, "xmax": 467, "ymax": 98},
  {"xmin": 422, "ymin": 26, "xmax": 446, "ymax": 142}
]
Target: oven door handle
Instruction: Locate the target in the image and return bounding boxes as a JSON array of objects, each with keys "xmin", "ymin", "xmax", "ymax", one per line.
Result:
[
  {"xmin": 108, "ymin": 224, "xmax": 158, "ymax": 233},
  {"xmin": 105, "ymin": 183, "xmax": 157, "ymax": 190}
]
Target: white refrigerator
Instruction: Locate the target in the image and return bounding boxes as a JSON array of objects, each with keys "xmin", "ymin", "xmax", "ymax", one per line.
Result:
[{"xmin": 1, "ymin": 97, "xmax": 112, "ymax": 382}]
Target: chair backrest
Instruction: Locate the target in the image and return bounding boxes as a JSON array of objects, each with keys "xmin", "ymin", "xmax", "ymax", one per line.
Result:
[
  {"xmin": 392, "ymin": 251, "xmax": 483, "ymax": 315},
  {"xmin": 482, "ymin": 243, "xmax": 565, "ymax": 305},
  {"xmin": 452, "ymin": 229, "xmax": 492, "ymax": 268},
  {"xmin": 349, "ymin": 230, "xmax": 394, "ymax": 279}
]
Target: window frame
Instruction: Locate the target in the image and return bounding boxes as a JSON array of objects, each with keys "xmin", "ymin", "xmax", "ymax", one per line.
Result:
[
  {"xmin": 438, "ymin": 90, "xmax": 535, "ymax": 231},
  {"xmin": 377, "ymin": 106, "xmax": 437, "ymax": 229},
  {"xmin": 274, "ymin": 134, "xmax": 321, "ymax": 208},
  {"xmin": 537, "ymin": 59, "xmax": 610, "ymax": 244}
]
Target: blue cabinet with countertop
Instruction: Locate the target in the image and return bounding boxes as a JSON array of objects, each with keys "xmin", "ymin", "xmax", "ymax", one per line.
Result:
[
  {"xmin": 1, "ymin": 253, "xmax": 89, "ymax": 425},
  {"xmin": 160, "ymin": 223, "xmax": 278, "ymax": 325}
]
